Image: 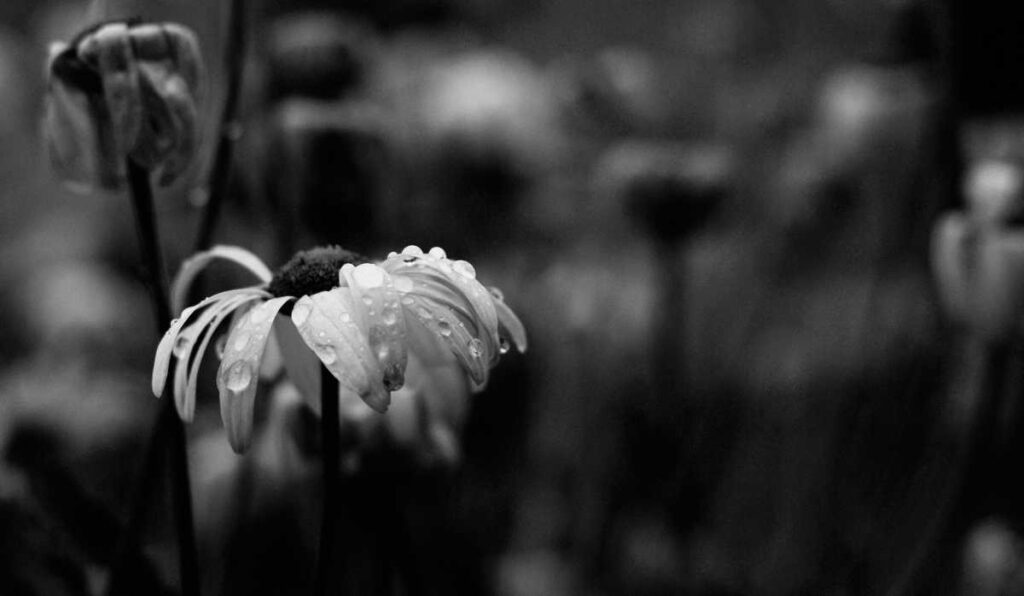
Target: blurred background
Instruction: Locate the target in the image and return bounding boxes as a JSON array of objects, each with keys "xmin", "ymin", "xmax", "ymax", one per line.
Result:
[{"xmin": 4, "ymin": 0, "xmax": 1024, "ymax": 594}]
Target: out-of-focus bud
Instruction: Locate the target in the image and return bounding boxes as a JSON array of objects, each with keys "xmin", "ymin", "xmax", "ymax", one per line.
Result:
[
  {"xmin": 598, "ymin": 141, "xmax": 734, "ymax": 244},
  {"xmin": 266, "ymin": 12, "xmax": 374, "ymax": 102},
  {"xmin": 932, "ymin": 213, "xmax": 1024, "ymax": 341},
  {"xmin": 44, "ymin": 20, "xmax": 204, "ymax": 191}
]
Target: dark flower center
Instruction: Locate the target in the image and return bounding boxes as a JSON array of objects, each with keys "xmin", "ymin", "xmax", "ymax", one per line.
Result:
[{"xmin": 267, "ymin": 246, "xmax": 369, "ymax": 297}]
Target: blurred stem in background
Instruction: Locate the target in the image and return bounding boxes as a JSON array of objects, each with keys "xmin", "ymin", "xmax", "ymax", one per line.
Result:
[
  {"xmin": 315, "ymin": 368, "xmax": 340, "ymax": 596},
  {"xmin": 112, "ymin": 161, "xmax": 200, "ymax": 596},
  {"xmin": 194, "ymin": 0, "xmax": 248, "ymax": 253}
]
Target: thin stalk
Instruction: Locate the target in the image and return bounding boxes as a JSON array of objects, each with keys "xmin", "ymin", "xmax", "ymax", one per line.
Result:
[
  {"xmin": 194, "ymin": 0, "xmax": 248, "ymax": 252},
  {"xmin": 122, "ymin": 159, "xmax": 201, "ymax": 596},
  {"xmin": 315, "ymin": 368, "xmax": 341, "ymax": 596}
]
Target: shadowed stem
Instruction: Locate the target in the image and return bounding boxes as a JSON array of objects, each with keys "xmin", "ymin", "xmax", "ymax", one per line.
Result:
[
  {"xmin": 315, "ymin": 368, "xmax": 341, "ymax": 595},
  {"xmin": 194, "ymin": 0, "xmax": 247, "ymax": 252},
  {"xmin": 119, "ymin": 159, "xmax": 201, "ymax": 596}
]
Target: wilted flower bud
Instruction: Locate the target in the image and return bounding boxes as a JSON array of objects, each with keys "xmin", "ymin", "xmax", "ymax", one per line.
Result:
[{"xmin": 44, "ymin": 20, "xmax": 203, "ymax": 191}]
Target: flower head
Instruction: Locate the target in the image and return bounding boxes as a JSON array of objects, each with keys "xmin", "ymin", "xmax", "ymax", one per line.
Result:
[
  {"xmin": 152, "ymin": 245, "xmax": 526, "ymax": 452},
  {"xmin": 45, "ymin": 20, "xmax": 203, "ymax": 190}
]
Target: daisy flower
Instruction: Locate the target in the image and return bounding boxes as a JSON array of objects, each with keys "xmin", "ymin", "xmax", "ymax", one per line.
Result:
[{"xmin": 151, "ymin": 244, "xmax": 526, "ymax": 452}]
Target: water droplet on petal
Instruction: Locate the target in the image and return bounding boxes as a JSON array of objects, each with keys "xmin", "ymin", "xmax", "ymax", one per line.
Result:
[
  {"xmin": 378, "ymin": 346, "xmax": 390, "ymax": 360},
  {"xmin": 417, "ymin": 307, "xmax": 433, "ymax": 319},
  {"xmin": 318, "ymin": 344, "xmax": 337, "ymax": 365},
  {"xmin": 453, "ymin": 260, "xmax": 476, "ymax": 278},
  {"xmin": 292, "ymin": 302, "xmax": 312, "ymax": 326},
  {"xmin": 173, "ymin": 335, "xmax": 192, "ymax": 357},
  {"xmin": 226, "ymin": 361, "xmax": 253, "ymax": 392},
  {"xmin": 393, "ymin": 276, "xmax": 414, "ymax": 293},
  {"xmin": 489, "ymin": 287, "xmax": 505, "ymax": 302},
  {"xmin": 353, "ymin": 263, "xmax": 385, "ymax": 288},
  {"xmin": 248, "ymin": 305, "xmax": 271, "ymax": 324},
  {"xmin": 429, "ymin": 247, "xmax": 447, "ymax": 259},
  {"xmin": 499, "ymin": 338, "xmax": 511, "ymax": 354},
  {"xmin": 402, "ymin": 245, "xmax": 423, "ymax": 256},
  {"xmin": 340, "ymin": 312, "xmax": 352, "ymax": 323},
  {"xmin": 401, "ymin": 297, "xmax": 415, "ymax": 306},
  {"xmin": 468, "ymin": 338, "xmax": 483, "ymax": 358},
  {"xmin": 361, "ymin": 296, "xmax": 374, "ymax": 306},
  {"xmin": 233, "ymin": 331, "xmax": 251, "ymax": 351},
  {"xmin": 388, "ymin": 251, "xmax": 398, "ymax": 259},
  {"xmin": 438, "ymin": 320, "xmax": 453, "ymax": 337},
  {"xmin": 382, "ymin": 309, "xmax": 397, "ymax": 325},
  {"xmin": 215, "ymin": 336, "xmax": 227, "ymax": 358}
]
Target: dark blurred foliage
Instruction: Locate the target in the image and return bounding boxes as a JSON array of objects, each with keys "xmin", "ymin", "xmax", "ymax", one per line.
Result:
[{"xmin": 3, "ymin": 1, "xmax": 1024, "ymax": 596}]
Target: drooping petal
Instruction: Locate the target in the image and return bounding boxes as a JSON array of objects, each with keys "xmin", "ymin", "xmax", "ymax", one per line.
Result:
[
  {"xmin": 340, "ymin": 263, "xmax": 409, "ymax": 391},
  {"xmin": 493, "ymin": 293, "xmax": 528, "ymax": 353},
  {"xmin": 274, "ymin": 315, "xmax": 321, "ymax": 412},
  {"xmin": 292, "ymin": 291, "xmax": 390, "ymax": 412},
  {"xmin": 175, "ymin": 293, "xmax": 260, "ymax": 421},
  {"xmin": 216, "ymin": 296, "xmax": 292, "ymax": 452},
  {"xmin": 152, "ymin": 287, "xmax": 269, "ymax": 397},
  {"xmin": 170, "ymin": 246, "xmax": 273, "ymax": 314},
  {"xmin": 399, "ymin": 292, "xmax": 488, "ymax": 388},
  {"xmin": 384, "ymin": 251, "xmax": 500, "ymax": 347}
]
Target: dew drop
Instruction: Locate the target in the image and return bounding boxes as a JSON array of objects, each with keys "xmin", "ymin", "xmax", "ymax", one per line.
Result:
[
  {"xmin": 361, "ymin": 296, "xmax": 374, "ymax": 306},
  {"xmin": 499, "ymin": 338, "xmax": 511, "ymax": 354},
  {"xmin": 428, "ymin": 247, "xmax": 447, "ymax": 259},
  {"xmin": 378, "ymin": 346, "xmax": 390, "ymax": 360},
  {"xmin": 401, "ymin": 297, "xmax": 415, "ymax": 306},
  {"xmin": 353, "ymin": 263, "xmax": 385, "ymax": 288},
  {"xmin": 248, "ymin": 305, "xmax": 271, "ymax": 324},
  {"xmin": 225, "ymin": 361, "xmax": 253, "ymax": 392},
  {"xmin": 292, "ymin": 302, "xmax": 312, "ymax": 326},
  {"xmin": 340, "ymin": 312, "xmax": 352, "ymax": 323},
  {"xmin": 393, "ymin": 276, "xmax": 414, "ymax": 293},
  {"xmin": 417, "ymin": 306, "xmax": 433, "ymax": 319},
  {"xmin": 468, "ymin": 338, "xmax": 484, "ymax": 358},
  {"xmin": 318, "ymin": 344, "xmax": 337, "ymax": 365},
  {"xmin": 489, "ymin": 287, "xmax": 505, "ymax": 302},
  {"xmin": 215, "ymin": 336, "xmax": 227, "ymax": 358},
  {"xmin": 452, "ymin": 260, "xmax": 476, "ymax": 279},
  {"xmin": 232, "ymin": 331, "xmax": 251, "ymax": 352},
  {"xmin": 382, "ymin": 310, "xmax": 397, "ymax": 325},
  {"xmin": 402, "ymin": 245, "xmax": 424, "ymax": 256},
  {"xmin": 173, "ymin": 335, "xmax": 192, "ymax": 357},
  {"xmin": 438, "ymin": 320, "xmax": 453, "ymax": 337}
]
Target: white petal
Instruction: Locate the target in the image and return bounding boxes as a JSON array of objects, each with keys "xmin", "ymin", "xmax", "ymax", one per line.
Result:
[
  {"xmin": 292, "ymin": 291, "xmax": 390, "ymax": 412},
  {"xmin": 152, "ymin": 287, "xmax": 267, "ymax": 398},
  {"xmin": 274, "ymin": 315, "xmax": 322, "ymax": 414},
  {"xmin": 216, "ymin": 296, "xmax": 292, "ymax": 452},
  {"xmin": 399, "ymin": 293, "xmax": 487, "ymax": 388},
  {"xmin": 494, "ymin": 295, "xmax": 528, "ymax": 353},
  {"xmin": 170, "ymin": 246, "xmax": 273, "ymax": 314},
  {"xmin": 92, "ymin": 22, "xmax": 142, "ymax": 153},
  {"xmin": 340, "ymin": 263, "xmax": 409, "ymax": 391},
  {"xmin": 176, "ymin": 293, "xmax": 260, "ymax": 421},
  {"xmin": 384, "ymin": 253, "xmax": 500, "ymax": 358}
]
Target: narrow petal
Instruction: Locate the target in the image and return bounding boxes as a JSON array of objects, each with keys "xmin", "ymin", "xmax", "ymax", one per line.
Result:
[
  {"xmin": 163, "ymin": 23, "xmax": 204, "ymax": 97},
  {"xmin": 170, "ymin": 246, "xmax": 273, "ymax": 314},
  {"xmin": 152, "ymin": 287, "xmax": 268, "ymax": 397},
  {"xmin": 216, "ymin": 296, "xmax": 292, "ymax": 452},
  {"xmin": 176, "ymin": 293, "xmax": 259, "ymax": 421},
  {"xmin": 399, "ymin": 293, "xmax": 488, "ymax": 388},
  {"xmin": 292, "ymin": 291, "xmax": 390, "ymax": 412},
  {"xmin": 493, "ymin": 294, "xmax": 528, "ymax": 353},
  {"xmin": 274, "ymin": 315, "xmax": 321, "ymax": 413},
  {"xmin": 340, "ymin": 263, "xmax": 409, "ymax": 391}
]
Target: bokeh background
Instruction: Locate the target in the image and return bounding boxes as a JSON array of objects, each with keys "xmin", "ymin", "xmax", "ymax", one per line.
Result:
[{"xmin": 3, "ymin": 0, "xmax": 1024, "ymax": 595}]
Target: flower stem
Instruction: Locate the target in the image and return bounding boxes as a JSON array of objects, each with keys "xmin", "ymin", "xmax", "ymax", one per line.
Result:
[
  {"xmin": 123, "ymin": 159, "xmax": 201, "ymax": 596},
  {"xmin": 194, "ymin": 0, "xmax": 247, "ymax": 252},
  {"xmin": 315, "ymin": 367, "xmax": 341, "ymax": 595}
]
